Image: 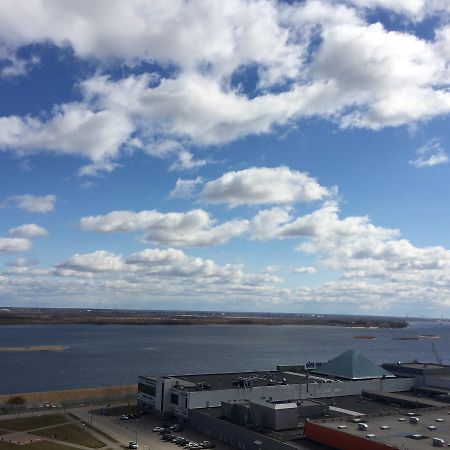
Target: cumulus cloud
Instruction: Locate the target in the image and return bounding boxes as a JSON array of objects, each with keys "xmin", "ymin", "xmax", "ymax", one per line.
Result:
[
  {"xmin": 8, "ymin": 224, "xmax": 48, "ymax": 238},
  {"xmin": 246, "ymin": 200, "xmax": 450, "ymax": 310},
  {"xmin": 0, "ymin": 48, "xmax": 39, "ymax": 78},
  {"xmin": 200, "ymin": 167, "xmax": 332, "ymax": 206},
  {"xmin": 347, "ymin": 0, "xmax": 450, "ymax": 20},
  {"xmin": 55, "ymin": 250, "xmax": 126, "ymax": 273},
  {"xmin": 293, "ymin": 266, "xmax": 316, "ymax": 275},
  {"xmin": 80, "ymin": 209, "xmax": 249, "ymax": 247},
  {"xmin": 0, "ymin": 0, "xmax": 300, "ymax": 82},
  {"xmin": 0, "ymin": 1, "xmax": 449, "ymax": 172},
  {"xmin": 170, "ymin": 177, "xmax": 204, "ymax": 198},
  {"xmin": 54, "ymin": 248, "xmax": 281, "ymax": 291},
  {"xmin": 169, "ymin": 150, "xmax": 208, "ymax": 172},
  {"xmin": 0, "ymin": 104, "xmax": 133, "ymax": 175},
  {"xmin": 0, "ymin": 237, "xmax": 31, "ymax": 254},
  {"xmin": 409, "ymin": 138, "xmax": 449, "ymax": 168},
  {"xmin": 2, "ymin": 194, "xmax": 56, "ymax": 213}
]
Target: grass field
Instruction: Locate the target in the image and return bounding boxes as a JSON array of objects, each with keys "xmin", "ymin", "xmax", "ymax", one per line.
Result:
[
  {"xmin": 0, "ymin": 415, "xmax": 68, "ymax": 431},
  {"xmin": 0, "ymin": 441, "xmax": 75, "ymax": 450},
  {"xmin": 34, "ymin": 423, "xmax": 105, "ymax": 448},
  {"xmin": 0, "ymin": 385, "xmax": 136, "ymax": 409}
]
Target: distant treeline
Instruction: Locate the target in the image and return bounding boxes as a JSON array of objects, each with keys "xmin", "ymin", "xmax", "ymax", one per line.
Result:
[{"xmin": 0, "ymin": 309, "xmax": 408, "ymax": 328}]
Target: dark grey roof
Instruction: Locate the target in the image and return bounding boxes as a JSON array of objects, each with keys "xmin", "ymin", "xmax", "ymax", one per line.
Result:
[{"xmin": 315, "ymin": 350, "xmax": 390, "ymax": 380}]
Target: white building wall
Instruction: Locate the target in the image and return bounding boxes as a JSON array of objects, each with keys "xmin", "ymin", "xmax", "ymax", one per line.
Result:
[
  {"xmin": 423, "ymin": 376, "xmax": 450, "ymax": 389},
  {"xmin": 185, "ymin": 377, "xmax": 414, "ymax": 410}
]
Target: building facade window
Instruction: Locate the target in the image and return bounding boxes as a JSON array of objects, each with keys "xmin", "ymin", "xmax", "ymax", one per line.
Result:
[{"xmin": 171, "ymin": 393, "xmax": 179, "ymax": 405}]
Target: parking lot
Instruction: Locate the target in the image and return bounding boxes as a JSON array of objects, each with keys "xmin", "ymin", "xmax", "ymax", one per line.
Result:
[{"xmin": 74, "ymin": 405, "xmax": 233, "ymax": 450}]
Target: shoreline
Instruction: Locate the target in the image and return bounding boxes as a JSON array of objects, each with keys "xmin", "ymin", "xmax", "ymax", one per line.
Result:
[{"xmin": 0, "ymin": 310, "xmax": 409, "ymax": 329}]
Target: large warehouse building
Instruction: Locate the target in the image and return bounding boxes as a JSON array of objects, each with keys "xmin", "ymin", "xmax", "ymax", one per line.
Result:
[
  {"xmin": 137, "ymin": 350, "xmax": 413, "ymax": 420},
  {"xmin": 137, "ymin": 350, "xmax": 450, "ymax": 449}
]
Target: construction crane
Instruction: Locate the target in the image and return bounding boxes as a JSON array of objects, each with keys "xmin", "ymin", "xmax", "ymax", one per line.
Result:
[{"xmin": 431, "ymin": 342, "xmax": 443, "ymax": 366}]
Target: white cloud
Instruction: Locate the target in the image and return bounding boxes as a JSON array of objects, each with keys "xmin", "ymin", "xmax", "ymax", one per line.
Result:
[
  {"xmin": 5, "ymin": 257, "xmax": 36, "ymax": 267},
  {"xmin": 8, "ymin": 224, "xmax": 48, "ymax": 237},
  {"xmin": 293, "ymin": 266, "xmax": 316, "ymax": 275},
  {"xmin": 200, "ymin": 167, "xmax": 332, "ymax": 206},
  {"xmin": 2, "ymin": 194, "xmax": 56, "ymax": 213},
  {"xmin": 0, "ymin": 0, "xmax": 301, "ymax": 83},
  {"xmin": 0, "ymin": 104, "xmax": 133, "ymax": 174},
  {"xmin": 347, "ymin": 0, "xmax": 450, "ymax": 20},
  {"xmin": 169, "ymin": 150, "xmax": 208, "ymax": 172},
  {"xmin": 409, "ymin": 138, "xmax": 449, "ymax": 168},
  {"xmin": 80, "ymin": 209, "xmax": 249, "ymax": 247},
  {"xmin": 55, "ymin": 250, "xmax": 126, "ymax": 274},
  {"xmin": 170, "ymin": 177, "xmax": 204, "ymax": 198},
  {"xmin": 249, "ymin": 207, "xmax": 293, "ymax": 240},
  {"xmin": 0, "ymin": 1, "xmax": 449, "ymax": 173},
  {"xmin": 0, "ymin": 48, "xmax": 40, "ymax": 78},
  {"xmin": 44, "ymin": 247, "xmax": 283, "ymax": 303},
  {"xmin": 0, "ymin": 237, "xmax": 31, "ymax": 254}
]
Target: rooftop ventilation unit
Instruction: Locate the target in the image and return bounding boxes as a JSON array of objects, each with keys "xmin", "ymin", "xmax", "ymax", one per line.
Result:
[{"xmin": 433, "ymin": 437, "xmax": 445, "ymax": 447}]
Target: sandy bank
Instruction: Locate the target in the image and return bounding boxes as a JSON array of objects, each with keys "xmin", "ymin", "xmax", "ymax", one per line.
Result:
[{"xmin": 0, "ymin": 345, "xmax": 66, "ymax": 352}]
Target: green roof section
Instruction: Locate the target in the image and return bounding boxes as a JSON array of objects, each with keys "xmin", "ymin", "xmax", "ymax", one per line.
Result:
[{"xmin": 315, "ymin": 350, "xmax": 392, "ymax": 380}]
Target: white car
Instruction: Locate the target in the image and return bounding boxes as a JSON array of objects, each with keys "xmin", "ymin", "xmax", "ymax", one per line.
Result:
[
  {"xmin": 128, "ymin": 441, "xmax": 138, "ymax": 449},
  {"xmin": 152, "ymin": 426, "xmax": 162, "ymax": 432}
]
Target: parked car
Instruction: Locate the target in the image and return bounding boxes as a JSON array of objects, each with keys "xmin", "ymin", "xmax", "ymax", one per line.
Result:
[
  {"xmin": 200, "ymin": 441, "xmax": 215, "ymax": 448},
  {"xmin": 128, "ymin": 441, "xmax": 138, "ymax": 449},
  {"xmin": 152, "ymin": 426, "xmax": 163, "ymax": 432},
  {"xmin": 120, "ymin": 415, "xmax": 128, "ymax": 420}
]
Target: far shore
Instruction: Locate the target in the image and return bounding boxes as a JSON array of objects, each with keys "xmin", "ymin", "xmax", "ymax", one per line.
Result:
[{"xmin": 0, "ymin": 308, "xmax": 409, "ymax": 329}]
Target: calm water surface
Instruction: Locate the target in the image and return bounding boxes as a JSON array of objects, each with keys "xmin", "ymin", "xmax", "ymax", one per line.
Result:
[{"xmin": 0, "ymin": 322, "xmax": 449, "ymax": 394}]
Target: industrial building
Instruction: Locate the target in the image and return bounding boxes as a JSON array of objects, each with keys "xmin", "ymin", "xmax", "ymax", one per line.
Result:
[
  {"xmin": 304, "ymin": 406, "xmax": 450, "ymax": 449},
  {"xmin": 138, "ymin": 350, "xmax": 412, "ymax": 420},
  {"xmin": 137, "ymin": 350, "xmax": 450, "ymax": 449}
]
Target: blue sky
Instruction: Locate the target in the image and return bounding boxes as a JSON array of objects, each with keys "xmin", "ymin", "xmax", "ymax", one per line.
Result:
[{"xmin": 1, "ymin": 0, "xmax": 450, "ymax": 316}]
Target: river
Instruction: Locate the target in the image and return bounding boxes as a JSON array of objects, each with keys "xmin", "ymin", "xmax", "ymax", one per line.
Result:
[{"xmin": 0, "ymin": 321, "xmax": 449, "ymax": 394}]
